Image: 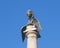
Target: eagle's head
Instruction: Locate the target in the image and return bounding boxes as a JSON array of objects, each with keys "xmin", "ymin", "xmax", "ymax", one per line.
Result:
[{"xmin": 26, "ymin": 9, "xmax": 34, "ymax": 19}]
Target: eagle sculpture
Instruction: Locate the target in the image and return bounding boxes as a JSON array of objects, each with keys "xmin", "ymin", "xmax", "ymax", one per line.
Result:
[{"xmin": 21, "ymin": 9, "xmax": 41, "ymax": 42}]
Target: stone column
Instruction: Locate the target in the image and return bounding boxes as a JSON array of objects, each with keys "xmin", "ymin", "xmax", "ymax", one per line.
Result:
[{"xmin": 24, "ymin": 25, "xmax": 38, "ymax": 48}]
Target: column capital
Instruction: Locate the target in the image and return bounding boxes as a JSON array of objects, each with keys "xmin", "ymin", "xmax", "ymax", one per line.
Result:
[
  {"xmin": 23, "ymin": 25, "xmax": 38, "ymax": 38},
  {"xmin": 26, "ymin": 30, "xmax": 38, "ymax": 38}
]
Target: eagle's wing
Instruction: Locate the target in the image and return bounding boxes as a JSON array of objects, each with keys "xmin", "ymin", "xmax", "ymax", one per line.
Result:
[
  {"xmin": 21, "ymin": 26, "xmax": 26, "ymax": 42},
  {"xmin": 32, "ymin": 18, "xmax": 41, "ymax": 31}
]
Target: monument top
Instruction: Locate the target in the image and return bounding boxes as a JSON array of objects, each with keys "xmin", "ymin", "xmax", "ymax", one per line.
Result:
[{"xmin": 21, "ymin": 9, "xmax": 41, "ymax": 42}]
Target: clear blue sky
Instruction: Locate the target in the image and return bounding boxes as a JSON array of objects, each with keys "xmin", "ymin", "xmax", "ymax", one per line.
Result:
[{"xmin": 0, "ymin": 0, "xmax": 60, "ymax": 48}]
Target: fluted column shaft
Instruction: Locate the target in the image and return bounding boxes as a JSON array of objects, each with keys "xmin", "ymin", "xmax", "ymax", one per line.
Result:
[{"xmin": 26, "ymin": 31, "xmax": 38, "ymax": 48}]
